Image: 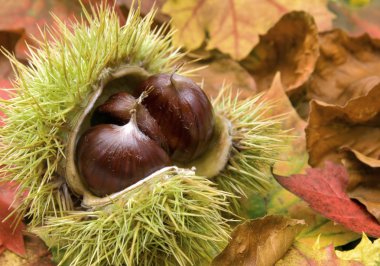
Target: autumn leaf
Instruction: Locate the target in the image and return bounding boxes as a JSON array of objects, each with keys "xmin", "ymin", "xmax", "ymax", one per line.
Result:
[
  {"xmin": 306, "ymin": 85, "xmax": 380, "ymax": 167},
  {"xmin": 342, "ymin": 158, "xmax": 380, "ymax": 224},
  {"xmin": 274, "ymin": 162, "xmax": 380, "ymax": 237},
  {"xmin": 189, "ymin": 57, "xmax": 257, "ymax": 99},
  {"xmin": 336, "ymin": 233, "xmax": 380, "ymax": 266},
  {"xmin": 240, "ymin": 11, "xmax": 319, "ymax": 93},
  {"xmin": 305, "ymin": 79, "xmax": 380, "ymax": 222},
  {"xmin": 0, "ymin": 233, "xmax": 53, "ymax": 265},
  {"xmin": 276, "ymin": 242, "xmax": 363, "ymax": 266},
  {"xmin": 245, "ymin": 74, "xmax": 359, "ymax": 247},
  {"xmin": 246, "ymin": 183, "xmax": 360, "ymax": 248},
  {"xmin": 262, "ymin": 73, "xmax": 308, "ymax": 176},
  {"xmin": 329, "ymin": 0, "xmax": 380, "ymax": 39},
  {"xmin": 0, "ymin": 0, "xmax": 117, "ymax": 60},
  {"xmin": 0, "ymin": 182, "xmax": 25, "ymax": 256},
  {"xmin": 163, "ymin": 0, "xmax": 334, "ymax": 60},
  {"xmin": 211, "ymin": 215, "xmax": 305, "ymax": 266},
  {"xmin": 301, "ymin": 30, "xmax": 380, "ymax": 109}
]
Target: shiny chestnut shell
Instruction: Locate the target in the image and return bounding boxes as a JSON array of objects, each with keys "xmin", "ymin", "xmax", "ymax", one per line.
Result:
[
  {"xmin": 134, "ymin": 74, "xmax": 215, "ymax": 162},
  {"xmin": 76, "ymin": 120, "xmax": 171, "ymax": 197},
  {"xmin": 91, "ymin": 92, "xmax": 168, "ymax": 151}
]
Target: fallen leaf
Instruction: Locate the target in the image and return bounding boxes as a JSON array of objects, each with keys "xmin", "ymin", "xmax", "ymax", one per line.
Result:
[
  {"xmin": 292, "ymin": 201, "xmax": 361, "ymax": 248},
  {"xmin": 336, "ymin": 233, "xmax": 380, "ymax": 266},
  {"xmin": 189, "ymin": 57, "xmax": 257, "ymax": 99},
  {"xmin": 348, "ymin": 149, "xmax": 380, "ymax": 168},
  {"xmin": 163, "ymin": 0, "xmax": 334, "ymax": 60},
  {"xmin": 302, "ymin": 29, "xmax": 380, "ymax": 108},
  {"xmin": 329, "ymin": 0, "xmax": 380, "ymax": 39},
  {"xmin": 0, "ymin": 182, "xmax": 25, "ymax": 256},
  {"xmin": 276, "ymin": 242, "xmax": 363, "ymax": 266},
  {"xmin": 211, "ymin": 215, "xmax": 305, "ymax": 266},
  {"xmin": 342, "ymin": 157, "xmax": 380, "ymax": 223},
  {"xmin": 306, "ymin": 85, "xmax": 380, "ymax": 167},
  {"xmin": 265, "ymin": 186, "xmax": 360, "ymax": 248},
  {"xmin": 0, "ymin": 0, "xmax": 117, "ymax": 60},
  {"xmin": 240, "ymin": 11, "xmax": 319, "ymax": 93},
  {"xmin": 245, "ymin": 75, "xmax": 359, "ymax": 247},
  {"xmin": 305, "ymin": 79, "xmax": 380, "ymax": 222},
  {"xmin": 274, "ymin": 162, "xmax": 380, "ymax": 237},
  {"xmin": 262, "ymin": 73, "xmax": 308, "ymax": 176},
  {"xmin": 0, "ymin": 233, "xmax": 53, "ymax": 266}
]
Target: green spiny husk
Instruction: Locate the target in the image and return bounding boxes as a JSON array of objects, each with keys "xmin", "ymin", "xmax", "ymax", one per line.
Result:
[
  {"xmin": 35, "ymin": 167, "xmax": 232, "ymax": 266},
  {"xmin": 0, "ymin": 4, "xmax": 183, "ymax": 226},
  {"xmin": 0, "ymin": 2, "xmax": 290, "ymax": 266},
  {"xmin": 213, "ymin": 86, "xmax": 288, "ymax": 210}
]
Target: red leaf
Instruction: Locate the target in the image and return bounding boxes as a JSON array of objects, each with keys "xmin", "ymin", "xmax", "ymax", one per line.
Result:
[
  {"xmin": 0, "ymin": 182, "xmax": 26, "ymax": 256},
  {"xmin": 274, "ymin": 162, "xmax": 380, "ymax": 237}
]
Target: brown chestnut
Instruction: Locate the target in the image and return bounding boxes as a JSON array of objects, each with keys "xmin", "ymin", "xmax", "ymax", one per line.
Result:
[
  {"xmin": 76, "ymin": 113, "xmax": 171, "ymax": 196},
  {"xmin": 134, "ymin": 74, "xmax": 215, "ymax": 162},
  {"xmin": 91, "ymin": 92, "xmax": 168, "ymax": 151}
]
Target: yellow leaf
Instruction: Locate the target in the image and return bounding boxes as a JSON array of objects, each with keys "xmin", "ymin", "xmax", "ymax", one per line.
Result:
[
  {"xmin": 161, "ymin": 0, "xmax": 211, "ymax": 50},
  {"xmin": 336, "ymin": 233, "xmax": 380, "ymax": 266},
  {"xmin": 163, "ymin": 0, "xmax": 334, "ymax": 60},
  {"xmin": 212, "ymin": 215, "xmax": 305, "ymax": 266}
]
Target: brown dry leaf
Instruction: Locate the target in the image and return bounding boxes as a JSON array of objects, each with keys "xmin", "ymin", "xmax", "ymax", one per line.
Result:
[
  {"xmin": 343, "ymin": 158, "xmax": 380, "ymax": 223},
  {"xmin": 306, "ymin": 84, "xmax": 380, "ymax": 167},
  {"xmin": 303, "ymin": 29, "xmax": 380, "ymax": 107},
  {"xmin": 189, "ymin": 57, "xmax": 256, "ymax": 99},
  {"xmin": 211, "ymin": 215, "xmax": 305, "ymax": 266},
  {"xmin": 306, "ymin": 85, "xmax": 380, "ymax": 222},
  {"xmin": 240, "ymin": 11, "xmax": 319, "ymax": 94},
  {"xmin": 162, "ymin": 0, "xmax": 333, "ymax": 60},
  {"xmin": 0, "ymin": 233, "xmax": 54, "ymax": 266},
  {"xmin": 262, "ymin": 73, "xmax": 308, "ymax": 176}
]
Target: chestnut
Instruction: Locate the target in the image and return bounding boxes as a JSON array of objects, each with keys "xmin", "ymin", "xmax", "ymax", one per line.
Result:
[
  {"xmin": 134, "ymin": 73, "xmax": 215, "ymax": 162},
  {"xmin": 91, "ymin": 92, "xmax": 168, "ymax": 151},
  {"xmin": 76, "ymin": 112, "xmax": 171, "ymax": 196}
]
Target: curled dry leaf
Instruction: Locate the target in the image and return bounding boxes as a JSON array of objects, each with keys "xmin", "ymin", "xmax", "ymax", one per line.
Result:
[
  {"xmin": 262, "ymin": 73, "xmax": 308, "ymax": 176},
  {"xmin": 162, "ymin": 0, "xmax": 333, "ymax": 60},
  {"xmin": 276, "ymin": 242, "xmax": 363, "ymax": 266},
  {"xmin": 248, "ymin": 74, "xmax": 359, "ymax": 248},
  {"xmin": 302, "ymin": 29, "xmax": 380, "ymax": 107},
  {"xmin": 211, "ymin": 215, "xmax": 305, "ymax": 266},
  {"xmin": 305, "ymin": 50, "xmax": 380, "ymax": 224},
  {"xmin": 240, "ymin": 11, "xmax": 319, "ymax": 94},
  {"xmin": 343, "ymin": 158, "xmax": 380, "ymax": 223},
  {"xmin": 274, "ymin": 162, "xmax": 380, "ymax": 238},
  {"xmin": 306, "ymin": 84, "xmax": 380, "ymax": 167}
]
